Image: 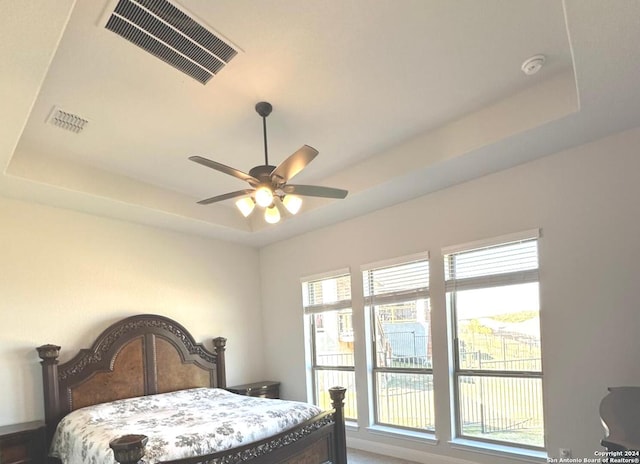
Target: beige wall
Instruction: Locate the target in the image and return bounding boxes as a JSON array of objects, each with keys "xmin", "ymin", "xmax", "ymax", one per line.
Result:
[
  {"xmin": 259, "ymin": 126, "xmax": 640, "ymax": 463},
  {"xmin": 0, "ymin": 199, "xmax": 263, "ymax": 426}
]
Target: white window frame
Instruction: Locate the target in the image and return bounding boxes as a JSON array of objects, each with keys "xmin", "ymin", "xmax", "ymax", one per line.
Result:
[
  {"xmin": 362, "ymin": 252, "xmax": 435, "ymax": 433},
  {"xmin": 443, "ymin": 229, "xmax": 545, "ymax": 451},
  {"xmin": 302, "ymin": 268, "xmax": 357, "ymax": 420}
]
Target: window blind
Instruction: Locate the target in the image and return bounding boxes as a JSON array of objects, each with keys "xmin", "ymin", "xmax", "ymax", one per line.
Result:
[
  {"xmin": 364, "ymin": 259, "xmax": 429, "ymax": 306},
  {"xmin": 303, "ymin": 274, "xmax": 351, "ymax": 314},
  {"xmin": 445, "ymin": 239, "xmax": 539, "ymax": 292}
]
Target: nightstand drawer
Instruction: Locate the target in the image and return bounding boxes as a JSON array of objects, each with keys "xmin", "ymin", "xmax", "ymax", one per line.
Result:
[
  {"xmin": 227, "ymin": 381, "xmax": 280, "ymax": 399},
  {"xmin": 0, "ymin": 421, "xmax": 46, "ymax": 464}
]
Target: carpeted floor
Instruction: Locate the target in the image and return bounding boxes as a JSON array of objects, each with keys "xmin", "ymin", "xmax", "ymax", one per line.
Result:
[{"xmin": 347, "ymin": 448, "xmax": 419, "ymax": 464}]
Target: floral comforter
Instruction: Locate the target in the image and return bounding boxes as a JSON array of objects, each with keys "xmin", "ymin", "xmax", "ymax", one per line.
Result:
[{"xmin": 50, "ymin": 387, "xmax": 322, "ymax": 464}]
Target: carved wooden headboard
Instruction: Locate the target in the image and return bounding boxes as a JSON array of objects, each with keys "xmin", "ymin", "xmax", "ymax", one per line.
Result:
[{"xmin": 36, "ymin": 314, "xmax": 226, "ymax": 445}]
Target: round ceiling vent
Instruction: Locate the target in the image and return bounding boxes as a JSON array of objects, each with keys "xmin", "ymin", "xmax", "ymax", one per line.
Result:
[{"xmin": 521, "ymin": 54, "xmax": 546, "ymax": 75}]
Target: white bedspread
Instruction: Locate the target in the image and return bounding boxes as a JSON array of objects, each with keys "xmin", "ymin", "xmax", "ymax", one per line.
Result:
[{"xmin": 50, "ymin": 387, "xmax": 322, "ymax": 464}]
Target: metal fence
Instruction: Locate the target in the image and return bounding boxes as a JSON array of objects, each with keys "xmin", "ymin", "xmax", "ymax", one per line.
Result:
[
  {"xmin": 378, "ymin": 331, "xmax": 431, "ymax": 368},
  {"xmin": 458, "ymin": 332, "xmax": 541, "ymax": 371},
  {"xmin": 375, "ymin": 372, "xmax": 435, "ymax": 430},
  {"xmin": 317, "ymin": 353, "xmax": 354, "ymax": 366},
  {"xmin": 457, "ymin": 375, "xmax": 544, "ymax": 446},
  {"xmin": 460, "ymin": 350, "xmax": 541, "ymax": 371},
  {"xmin": 314, "ymin": 327, "xmax": 543, "ymax": 443},
  {"xmin": 314, "ymin": 369, "xmax": 358, "ymax": 420}
]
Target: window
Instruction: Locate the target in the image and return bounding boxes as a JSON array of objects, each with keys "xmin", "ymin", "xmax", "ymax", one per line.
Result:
[
  {"xmin": 363, "ymin": 255, "xmax": 434, "ymax": 432},
  {"xmin": 444, "ymin": 232, "xmax": 544, "ymax": 449},
  {"xmin": 302, "ymin": 272, "xmax": 357, "ymax": 420}
]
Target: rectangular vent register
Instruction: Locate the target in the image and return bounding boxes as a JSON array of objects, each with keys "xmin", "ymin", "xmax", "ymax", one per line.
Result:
[{"xmin": 104, "ymin": 0, "xmax": 240, "ymax": 84}]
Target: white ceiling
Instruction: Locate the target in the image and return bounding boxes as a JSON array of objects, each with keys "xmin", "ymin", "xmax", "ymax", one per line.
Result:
[{"xmin": 2, "ymin": 0, "xmax": 640, "ymax": 247}]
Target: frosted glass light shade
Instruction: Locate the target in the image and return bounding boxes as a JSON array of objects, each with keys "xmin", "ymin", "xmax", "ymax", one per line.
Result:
[
  {"xmin": 264, "ymin": 205, "xmax": 281, "ymax": 224},
  {"xmin": 283, "ymin": 195, "xmax": 302, "ymax": 215},
  {"xmin": 255, "ymin": 186, "xmax": 274, "ymax": 207},
  {"xmin": 235, "ymin": 197, "xmax": 255, "ymax": 217}
]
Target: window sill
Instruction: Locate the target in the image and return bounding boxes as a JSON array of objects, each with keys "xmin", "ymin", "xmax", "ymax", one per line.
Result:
[
  {"xmin": 366, "ymin": 425, "xmax": 438, "ymax": 445},
  {"xmin": 449, "ymin": 438, "xmax": 547, "ymax": 462},
  {"xmin": 345, "ymin": 420, "xmax": 359, "ymax": 432}
]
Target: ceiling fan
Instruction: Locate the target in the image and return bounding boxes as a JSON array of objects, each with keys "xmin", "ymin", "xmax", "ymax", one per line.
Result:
[{"xmin": 189, "ymin": 102, "xmax": 348, "ymax": 224}]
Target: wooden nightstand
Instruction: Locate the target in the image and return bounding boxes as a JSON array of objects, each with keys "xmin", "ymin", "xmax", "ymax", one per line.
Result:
[
  {"xmin": 0, "ymin": 421, "xmax": 46, "ymax": 464},
  {"xmin": 227, "ymin": 381, "xmax": 280, "ymax": 399}
]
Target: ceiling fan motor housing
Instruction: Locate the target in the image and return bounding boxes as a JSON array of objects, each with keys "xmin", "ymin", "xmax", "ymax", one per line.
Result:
[{"xmin": 249, "ymin": 165, "xmax": 277, "ymax": 184}]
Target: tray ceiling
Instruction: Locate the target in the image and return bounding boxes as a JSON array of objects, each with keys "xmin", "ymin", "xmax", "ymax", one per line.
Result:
[{"xmin": 2, "ymin": 1, "xmax": 640, "ymax": 246}]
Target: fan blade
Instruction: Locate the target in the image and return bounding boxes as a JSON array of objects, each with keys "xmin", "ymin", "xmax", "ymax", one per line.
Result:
[
  {"xmin": 197, "ymin": 189, "xmax": 254, "ymax": 205},
  {"xmin": 283, "ymin": 184, "xmax": 348, "ymax": 199},
  {"xmin": 189, "ymin": 156, "xmax": 260, "ymax": 186},
  {"xmin": 270, "ymin": 145, "xmax": 319, "ymax": 184}
]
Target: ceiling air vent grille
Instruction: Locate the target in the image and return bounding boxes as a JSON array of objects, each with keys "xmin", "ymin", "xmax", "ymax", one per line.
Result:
[
  {"xmin": 105, "ymin": 0, "xmax": 239, "ymax": 84},
  {"xmin": 47, "ymin": 107, "xmax": 89, "ymax": 134}
]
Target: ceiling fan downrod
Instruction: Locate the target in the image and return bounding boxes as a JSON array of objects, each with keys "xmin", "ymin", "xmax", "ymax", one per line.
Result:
[{"xmin": 255, "ymin": 101, "xmax": 273, "ymax": 167}]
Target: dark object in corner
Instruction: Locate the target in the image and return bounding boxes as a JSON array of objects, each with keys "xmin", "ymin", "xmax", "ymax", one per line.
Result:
[
  {"xmin": 0, "ymin": 421, "xmax": 46, "ymax": 464},
  {"xmin": 600, "ymin": 386, "xmax": 640, "ymax": 451},
  {"xmin": 227, "ymin": 380, "xmax": 280, "ymax": 399}
]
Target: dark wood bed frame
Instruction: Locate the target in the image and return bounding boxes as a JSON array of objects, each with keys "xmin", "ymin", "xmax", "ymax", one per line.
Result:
[{"xmin": 36, "ymin": 314, "xmax": 347, "ymax": 464}]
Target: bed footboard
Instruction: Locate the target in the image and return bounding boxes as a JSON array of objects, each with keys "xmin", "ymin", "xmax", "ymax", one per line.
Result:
[{"xmin": 109, "ymin": 387, "xmax": 347, "ymax": 464}]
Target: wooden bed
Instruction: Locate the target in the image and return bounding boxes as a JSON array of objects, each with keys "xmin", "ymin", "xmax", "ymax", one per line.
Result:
[{"xmin": 36, "ymin": 314, "xmax": 347, "ymax": 464}]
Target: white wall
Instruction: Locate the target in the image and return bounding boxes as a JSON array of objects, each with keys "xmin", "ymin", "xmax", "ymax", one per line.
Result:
[
  {"xmin": 0, "ymin": 198, "xmax": 264, "ymax": 426},
  {"xmin": 2, "ymin": 124, "xmax": 638, "ymax": 463},
  {"xmin": 259, "ymin": 126, "xmax": 640, "ymax": 463}
]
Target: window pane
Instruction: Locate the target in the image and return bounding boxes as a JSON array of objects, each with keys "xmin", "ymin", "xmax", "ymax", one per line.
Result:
[
  {"xmin": 458, "ymin": 375, "xmax": 544, "ymax": 447},
  {"xmin": 375, "ymin": 372, "xmax": 434, "ymax": 430},
  {"xmin": 454, "ymin": 283, "xmax": 541, "ymax": 372},
  {"xmin": 372, "ymin": 298, "xmax": 431, "ymax": 369},
  {"xmin": 314, "ymin": 310, "xmax": 354, "ymax": 367},
  {"xmin": 315, "ymin": 369, "xmax": 357, "ymax": 420}
]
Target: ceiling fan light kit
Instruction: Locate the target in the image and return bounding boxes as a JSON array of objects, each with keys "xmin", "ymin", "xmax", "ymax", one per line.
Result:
[
  {"xmin": 254, "ymin": 186, "xmax": 274, "ymax": 208},
  {"xmin": 189, "ymin": 101, "xmax": 348, "ymax": 225},
  {"xmin": 282, "ymin": 195, "xmax": 302, "ymax": 215},
  {"xmin": 235, "ymin": 197, "xmax": 255, "ymax": 217},
  {"xmin": 264, "ymin": 205, "xmax": 281, "ymax": 224}
]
